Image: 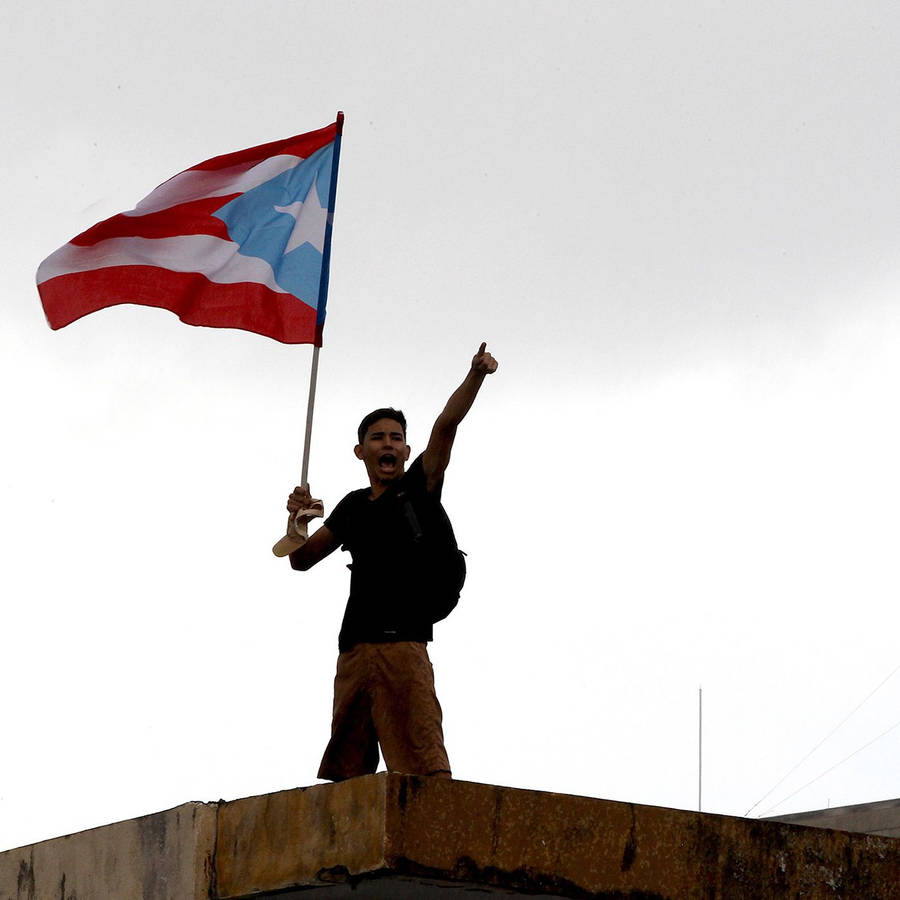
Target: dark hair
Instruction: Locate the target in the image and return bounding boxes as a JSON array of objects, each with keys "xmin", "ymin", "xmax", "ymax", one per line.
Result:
[{"xmin": 357, "ymin": 408, "xmax": 407, "ymax": 445}]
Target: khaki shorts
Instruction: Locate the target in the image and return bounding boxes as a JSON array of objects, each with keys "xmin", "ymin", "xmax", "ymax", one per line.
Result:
[{"xmin": 318, "ymin": 641, "xmax": 451, "ymax": 781}]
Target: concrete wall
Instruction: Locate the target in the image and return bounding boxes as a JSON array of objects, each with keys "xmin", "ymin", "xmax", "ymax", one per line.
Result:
[
  {"xmin": 0, "ymin": 801, "xmax": 216, "ymax": 900},
  {"xmin": 2, "ymin": 776, "xmax": 899, "ymax": 899}
]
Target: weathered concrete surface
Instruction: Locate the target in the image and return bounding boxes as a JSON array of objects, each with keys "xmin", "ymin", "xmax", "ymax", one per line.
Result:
[
  {"xmin": 767, "ymin": 796, "xmax": 900, "ymax": 838},
  {"xmin": 215, "ymin": 776, "xmax": 388, "ymax": 897},
  {"xmin": 0, "ymin": 800, "xmax": 216, "ymax": 900},
  {"xmin": 383, "ymin": 777, "xmax": 900, "ymax": 898},
  {"xmin": 2, "ymin": 776, "xmax": 899, "ymax": 899},
  {"xmin": 216, "ymin": 775, "xmax": 900, "ymax": 899}
]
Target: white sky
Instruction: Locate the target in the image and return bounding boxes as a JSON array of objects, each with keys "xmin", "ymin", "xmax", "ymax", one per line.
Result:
[{"xmin": 3, "ymin": 0, "xmax": 900, "ymax": 852}]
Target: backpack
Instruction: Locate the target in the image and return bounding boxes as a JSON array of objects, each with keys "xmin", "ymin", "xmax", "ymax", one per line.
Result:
[{"xmin": 397, "ymin": 490, "xmax": 466, "ymax": 624}]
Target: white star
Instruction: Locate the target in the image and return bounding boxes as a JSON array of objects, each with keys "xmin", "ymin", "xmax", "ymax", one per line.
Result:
[{"xmin": 274, "ymin": 175, "xmax": 328, "ymax": 254}]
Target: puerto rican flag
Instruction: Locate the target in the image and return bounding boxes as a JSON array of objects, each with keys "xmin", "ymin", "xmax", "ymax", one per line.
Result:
[{"xmin": 36, "ymin": 115, "xmax": 343, "ymax": 345}]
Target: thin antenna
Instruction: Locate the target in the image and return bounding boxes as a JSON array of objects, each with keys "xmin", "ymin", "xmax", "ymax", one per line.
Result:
[{"xmin": 698, "ymin": 686, "xmax": 703, "ymax": 812}]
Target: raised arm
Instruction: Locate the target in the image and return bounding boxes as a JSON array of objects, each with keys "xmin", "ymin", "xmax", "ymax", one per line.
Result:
[{"xmin": 423, "ymin": 342, "xmax": 499, "ymax": 493}]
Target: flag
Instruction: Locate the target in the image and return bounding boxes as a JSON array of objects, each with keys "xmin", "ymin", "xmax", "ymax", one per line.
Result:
[{"xmin": 36, "ymin": 114, "xmax": 343, "ymax": 345}]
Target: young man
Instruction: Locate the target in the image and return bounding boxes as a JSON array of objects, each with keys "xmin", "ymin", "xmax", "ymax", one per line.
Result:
[{"xmin": 285, "ymin": 342, "xmax": 499, "ymax": 781}]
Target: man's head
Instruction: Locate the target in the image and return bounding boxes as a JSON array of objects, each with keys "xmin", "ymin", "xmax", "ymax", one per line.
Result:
[
  {"xmin": 357, "ymin": 407, "xmax": 406, "ymax": 445},
  {"xmin": 355, "ymin": 408, "xmax": 410, "ymax": 485}
]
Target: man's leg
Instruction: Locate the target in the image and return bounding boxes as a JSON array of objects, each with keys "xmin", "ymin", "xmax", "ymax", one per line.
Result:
[
  {"xmin": 317, "ymin": 646, "xmax": 380, "ymax": 781},
  {"xmin": 369, "ymin": 642, "xmax": 451, "ymax": 777}
]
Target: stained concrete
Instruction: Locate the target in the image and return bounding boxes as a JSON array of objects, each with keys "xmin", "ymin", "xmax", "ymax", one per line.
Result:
[
  {"xmin": 0, "ymin": 800, "xmax": 217, "ymax": 900},
  {"xmin": 2, "ymin": 775, "xmax": 899, "ymax": 899}
]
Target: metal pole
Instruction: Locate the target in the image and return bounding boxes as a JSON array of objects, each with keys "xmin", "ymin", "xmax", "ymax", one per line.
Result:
[
  {"xmin": 698, "ymin": 686, "xmax": 703, "ymax": 812},
  {"xmin": 298, "ymin": 111, "xmax": 341, "ymax": 490},
  {"xmin": 300, "ymin": 345, "xmax": 320, "ymax": 487}
]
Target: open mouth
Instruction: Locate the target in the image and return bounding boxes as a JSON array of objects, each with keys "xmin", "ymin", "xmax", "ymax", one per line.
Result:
[{"xmin": 378, "ymin": 452, "xmax": 398, "ymax": 471}]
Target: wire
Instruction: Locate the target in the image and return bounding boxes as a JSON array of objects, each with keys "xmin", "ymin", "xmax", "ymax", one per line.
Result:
[
  {"xmin": 759, "ymin": 716, "xmax": 900, "ymax": 817},
  {"xmin": 744, "ymin": 661, "xmax": 900, "ymax": 817}
]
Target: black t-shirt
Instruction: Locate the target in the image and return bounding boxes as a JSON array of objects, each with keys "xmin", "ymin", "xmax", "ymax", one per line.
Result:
[{"xmin": 325, "ymin": 455, "xmax": 456, "ymax": 651}]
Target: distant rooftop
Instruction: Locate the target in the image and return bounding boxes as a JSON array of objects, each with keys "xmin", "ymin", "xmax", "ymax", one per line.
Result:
[
  {"xmin": 766, "ymin": 795, "xmax": 900, "ymax": 838},
  {"xmin": 2, "ymin": 775, "xmax": 898, "ymax": 898}
]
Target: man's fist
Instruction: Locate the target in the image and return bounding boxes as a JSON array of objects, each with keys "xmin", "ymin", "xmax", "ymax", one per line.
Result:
[
  {"xmin": 287, "ymin": 485, "xmax": 313, "ymax": 514},
  {"xmin": 274, "ymin": 487, "xmax": 322, "ymax": 557},
  {"xmin": 287, "ymin": 486, "xmax": 323, "ymax": 519},
  {"xmin": 472, "ymin": 342, "xmax": 499, "ymax": 375}
]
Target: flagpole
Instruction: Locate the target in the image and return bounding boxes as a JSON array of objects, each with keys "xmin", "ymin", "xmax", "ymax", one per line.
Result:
[
  {"xmin": 299, "ymin": 110, "xmax": 343, "ymax": 490},
  {"xmin": 698, "ymin": 686, "xmax": 703, "ymax": 812},
  {"xmin": 300, "ymin": 345, "xmax": 320, "ymax": 487}
]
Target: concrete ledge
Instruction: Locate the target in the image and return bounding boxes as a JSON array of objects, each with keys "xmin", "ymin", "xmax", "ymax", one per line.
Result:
[
  {"xmin": 380, "ymin": 777, "xmax": 900, "ymax": 898},
  {"xmin": 0, "ymin": 801, "xmax": 216, "ymax": 900},
  {"xmin": 215, "ymin": 775, "xmax": 388, "ymax": 896},
  {"xmin": 3, "ymin": 775, "xmax": 899, "ymax": 898}
]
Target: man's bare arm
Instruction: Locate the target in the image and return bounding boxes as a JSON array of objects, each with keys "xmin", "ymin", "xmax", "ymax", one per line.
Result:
[
  {"xmin": 423, "ymin": 342, "xmax": 499, "ymax": 493},
  {"xmin": 288, "ymin": 523, "xmax": 340, "ymax": 570}
]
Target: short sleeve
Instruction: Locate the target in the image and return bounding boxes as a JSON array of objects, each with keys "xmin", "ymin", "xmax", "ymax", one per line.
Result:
[
  {"xmin": 324, "ymin": 491, "xmax": 358, "ymax": 544},
  {"xmin": 404, "ymin": 453, "xmax": 442, "ymax": 500}
]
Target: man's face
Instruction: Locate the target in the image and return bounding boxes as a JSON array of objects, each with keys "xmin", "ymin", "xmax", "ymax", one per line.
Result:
[{"xmin": 354, "ymin": 417, "xmax": 410, "ymax": 483}]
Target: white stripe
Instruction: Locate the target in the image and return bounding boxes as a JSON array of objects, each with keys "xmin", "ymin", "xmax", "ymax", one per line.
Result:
[
  {"xmin": 124, "ymin": 155, "xmax": 305, "ymax": 217},
  {"xmin": 36, "ymin": 234, "xmax": 289, "ymax": 293}
]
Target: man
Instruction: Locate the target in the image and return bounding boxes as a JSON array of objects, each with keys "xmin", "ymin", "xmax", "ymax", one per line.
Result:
[{"xmin": 284, "ymin": 342, "xmax": 499, "ymax": 781}]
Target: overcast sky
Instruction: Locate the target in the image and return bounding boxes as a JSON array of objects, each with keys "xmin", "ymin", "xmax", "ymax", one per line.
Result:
[{"xmin": 3, "ymin": 1, "xmax": 900, "ymax": 852}]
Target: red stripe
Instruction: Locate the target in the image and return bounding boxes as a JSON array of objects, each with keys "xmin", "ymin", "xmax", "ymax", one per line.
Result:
[
  {"xmin": 190, "ymin": 123, "xmax": 337, "ymax": 173},
  {"xmin": 68, "ymin": 123, "xmax": 339, "ymax": 246},
  {"xmin": 71, "ymin": 196, "xmax": 237, "ymax": 247},
  {"xmin": 39, "ymin": 267, "xmax": 320, "ymax": 345}
]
